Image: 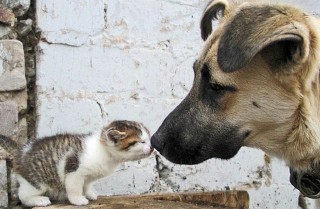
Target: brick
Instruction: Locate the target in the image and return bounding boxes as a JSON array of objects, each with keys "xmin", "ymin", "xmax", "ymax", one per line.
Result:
[
  {"xmin": 36, "ymin": 43, "xmax": 179, "ymax": 98},
  {"xmin": 0, "ymin": 101, "xmax": 18, "ymax": 137},
  {"xmin": 0, "ymin": 160, "xmax": 8, "ymax": 208},
  {"xmin": 0, "ymin": 40, "xmax": 26, "ymax": 91},
  {"xmin": 36, "ymin": 98, "xmax": 103, "ymax": 138},
  {"xmin": 36, "ymin": 0, "xmax": 104, "ymax": 46}
]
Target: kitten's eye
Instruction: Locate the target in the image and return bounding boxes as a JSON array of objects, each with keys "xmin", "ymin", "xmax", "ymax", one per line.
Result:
[
  {"xmin": 140, "ymin": 141, "xmax": 146, "ymax": 144},
  {"xmin": 209, "ymin": 83, "xmax": 224, "ymax": 92},
  {"xmin": 128, "ymin": 141, "xmax": 138, "ymax": 147}
]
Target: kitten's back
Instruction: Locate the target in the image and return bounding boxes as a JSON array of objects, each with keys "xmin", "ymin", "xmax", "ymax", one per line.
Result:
[{"xmin": 16, "ymin": 134, "xmax": 88, "ymax": 191}]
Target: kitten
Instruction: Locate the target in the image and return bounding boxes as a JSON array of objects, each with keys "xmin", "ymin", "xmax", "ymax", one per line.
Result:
[{"xmin": 0, "ymin": 120, "xmax": 153, "ymax": 207}]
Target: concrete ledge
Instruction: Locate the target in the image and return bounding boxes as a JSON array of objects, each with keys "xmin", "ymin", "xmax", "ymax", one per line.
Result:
[{"xmin": 32, "ymin": 191, "xmax": 249, "ymax": 209}]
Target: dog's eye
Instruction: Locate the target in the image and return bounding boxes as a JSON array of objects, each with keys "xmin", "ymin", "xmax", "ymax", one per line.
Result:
[{"xmin": 209, "ymin": 83, "xmax": 224, "ymax": 92}]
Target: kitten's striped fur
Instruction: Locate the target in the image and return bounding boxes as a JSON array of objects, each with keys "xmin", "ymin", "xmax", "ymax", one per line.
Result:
[{"xmin": 0, "ymin": 120, "xmax": 153, "ymax": 207}]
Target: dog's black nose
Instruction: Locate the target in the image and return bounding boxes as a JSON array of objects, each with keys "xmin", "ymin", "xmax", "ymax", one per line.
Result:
[{"xmin": 151, "ymin": 134, "xmax": 164, "ymax": 153}]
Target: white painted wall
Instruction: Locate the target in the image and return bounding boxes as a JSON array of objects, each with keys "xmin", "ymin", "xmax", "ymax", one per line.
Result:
[{"xmin": 35, "ymin": 1, "xmax": 320, "ymax": 208}]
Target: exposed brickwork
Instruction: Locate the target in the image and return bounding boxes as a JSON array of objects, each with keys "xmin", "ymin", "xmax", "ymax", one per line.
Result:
[
  {"xmin": 0, "ymin": 0, "xmax": 32, "ymax": 207},
  {"xmin": 0, "ymin": 160, "xmax": 8, "ymax": 208},
  {"xmin": 0, "ymin": 101, "xmax": 18, "ymax": 137}
]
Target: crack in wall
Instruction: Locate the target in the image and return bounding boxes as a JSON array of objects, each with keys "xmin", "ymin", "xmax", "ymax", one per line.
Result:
[
  {"xmin": 104, "ymin": 3, "xmax": 108, "ymax": 30},
  {"xmin": 95, "ymin": 99, "xmax": 106, "ymax": 121},
  {"xmin": 17, "ymin": 0, "xmax": 40, "ymax": 140}
]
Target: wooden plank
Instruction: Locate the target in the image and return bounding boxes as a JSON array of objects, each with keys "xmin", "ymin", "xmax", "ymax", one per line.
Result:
[{"xmin": 33, "ymin": 191, "xmax": 249, "ymax": 209}]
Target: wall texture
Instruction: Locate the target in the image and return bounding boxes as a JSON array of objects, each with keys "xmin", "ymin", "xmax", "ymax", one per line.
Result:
[
  {"xmin": 35, "ymin": 0, "xmax": 320, "ymax": 209},
  {"xmin": 0, "ymin": 0, "xmax": 33, "ymax": 206}
]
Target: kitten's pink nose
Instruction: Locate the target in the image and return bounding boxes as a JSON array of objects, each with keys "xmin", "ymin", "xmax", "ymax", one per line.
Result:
[{"xmin": 148, "ymin": 147, "xmax": 154, "ymax": 155}]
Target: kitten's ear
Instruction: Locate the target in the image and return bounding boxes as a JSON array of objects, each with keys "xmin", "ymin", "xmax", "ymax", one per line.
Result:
[{"xmin": 106, "ymin": 128, "xmax": 127, "ymax": 143}]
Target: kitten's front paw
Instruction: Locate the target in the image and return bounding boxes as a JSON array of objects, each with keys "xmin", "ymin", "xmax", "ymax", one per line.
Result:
[
  {"xmin": 85, "ymin": 191, "xmax": 98, "ymax": 200},
  {"xmin": 68, "ymin": 196, "xmax": 89, "ymax": 206},
  {"xmin": 22, "ymin": 196, "xmax": 51, "ymax": 207}
]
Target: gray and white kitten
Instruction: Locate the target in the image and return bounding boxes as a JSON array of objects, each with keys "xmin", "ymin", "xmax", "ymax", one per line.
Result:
[{"xmin": 0, "ymin": 120, "xmax": 153, "ymax": 207}]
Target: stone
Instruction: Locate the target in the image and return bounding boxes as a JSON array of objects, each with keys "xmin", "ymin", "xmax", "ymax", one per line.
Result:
[
  {"xmin": 0, "ymin": 40, "xmax": 26, "ymax": 91},
  {"xmin": 16, "ymin": 18, "xmax": 32, "ymax": 36},
  {"xmin": 0, "ymin": 101, "xmax": 18, "ymax": 137},
  {"xmin": 0, "ymin": 69, "xmax": 26, "ymax": 91},
  {"xmin": 0, "ymin": 25, "xmax": 11, "ymax": 38},
  {"xmin": 0, "ymin": 148, "xmax": 8, "ymax": 159},
  {"xmin": 0, "ymin": 89, "xmax": 27, "ymax": 113},
  {"xmin": 0, "ymin": 160, "xmax": 8, "ymax": 208},
  {"xmin": 1, "ymin": 0, "xmax": 30, "ymax": 17},
  {"xmin": 0, "ymin": 8, "xmax": 15, "ymax": 26},
  {"xmin": 18, "ymin": 117, "xmax": 28, "ymax": 143}
]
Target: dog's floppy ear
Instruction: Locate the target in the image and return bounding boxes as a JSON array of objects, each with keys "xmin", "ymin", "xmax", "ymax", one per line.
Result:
[
  {"xmin": 201, "ymin": 0, "xmax": 230, "ymax": 41},
  {"xmin": 218, "ymin": 6, "xmax": 310, "ymax": 73}
]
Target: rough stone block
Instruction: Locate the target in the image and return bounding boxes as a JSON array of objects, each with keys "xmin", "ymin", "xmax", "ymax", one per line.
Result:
[
  {"xmin": 1, "ymin": 0, "xmax": 30, "ymax": 17},
  {"xmin": 0, "ymin": 160, "xmax": 8, "ymax": 208},
  {"xmin": 0, "ymin": 25, "xmax": 11, "ymax": 39},
  {"xmin": 0, "ymin": 89, "xmax": 27, "ymax": 113},
  {"xmin": 0, "ymin": 101, "xmax": 18, "ymax": 137},
  {"xmin": 0, "ymin": 148, "xmax": 8, "ymax": 159},
  {"xmin": 18, "ymin": 117, "xmax": 28, "ymax": 143},
  {"xmin": 0, "ymin": 8, "xmax": 15, "ymax": 26},
  {"xmin": 0, "ymin": 40, "xmax": 26, "ymax": 91}
]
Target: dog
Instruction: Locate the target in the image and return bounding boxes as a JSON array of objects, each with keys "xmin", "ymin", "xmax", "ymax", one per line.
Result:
[{"xmin": 151, "ymin": 0, "xmax": 320, "ymax": 199}]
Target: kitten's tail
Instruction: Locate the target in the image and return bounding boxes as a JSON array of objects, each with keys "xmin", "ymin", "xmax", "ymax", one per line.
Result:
[{"xmin": 0, "ymin": 135, "xmax": 20, "ymax": 154}]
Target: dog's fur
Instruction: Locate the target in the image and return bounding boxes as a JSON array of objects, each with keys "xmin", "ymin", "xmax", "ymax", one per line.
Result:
[{"xmin": 151, "ymin": 0, "xmax": 320, "ymax": 173}]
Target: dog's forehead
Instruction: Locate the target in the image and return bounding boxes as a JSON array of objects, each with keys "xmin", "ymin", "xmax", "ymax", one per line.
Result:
[
  {"xmin": 196, "ymin": 37, "xmax": 271, "ymax": 88},
  {"xmin": 197, "ymin": 1, "xmax": 310, "ymax": 80},
  {"xmin": 197, "ymin": 32, "xmax": 236, "ymax": 78},
  {"xmin": 200, "ymin": 1, "xmax": 307, "ymax": 54}
]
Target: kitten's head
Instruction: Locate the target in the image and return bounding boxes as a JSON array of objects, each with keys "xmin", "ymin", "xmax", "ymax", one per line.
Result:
[{"xmin": 101, "ymin": 120, "xmax": 153, "ymax": 161}]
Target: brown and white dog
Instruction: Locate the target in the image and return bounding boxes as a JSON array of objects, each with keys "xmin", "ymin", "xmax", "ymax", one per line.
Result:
[{"xmin": 151, "ymin": 0, "xmax": 320, "ymax": 199}]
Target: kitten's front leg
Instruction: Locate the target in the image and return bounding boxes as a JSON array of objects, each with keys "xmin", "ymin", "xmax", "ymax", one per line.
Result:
[
  {"xmin": 65, "ymin": 172, "xmax": 89, "ymax": 206},
  {"xmin": 84, "ymin": 182, "xmax": 98, "ymax": 201}
]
